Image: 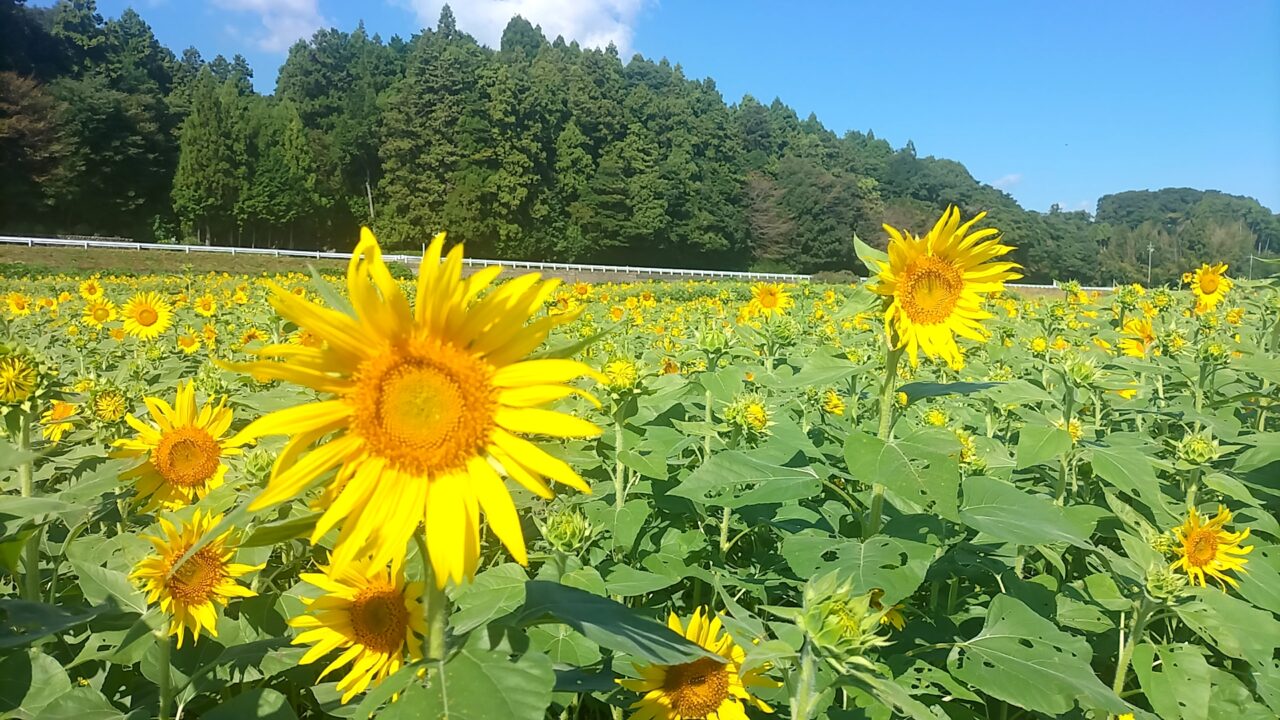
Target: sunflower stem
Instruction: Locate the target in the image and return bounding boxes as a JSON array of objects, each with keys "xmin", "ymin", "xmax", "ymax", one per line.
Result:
[
  {"xmin": 415, "ymin": 533, "xmax": 449, "ymax": 662},
  {"xmin": 791, "ymin": 638, "xmax": 819, "ymax": 720},
  {"xmin": 17, "ymin": 411, "xmax": 40, "ymax": 601},
  {"xmin": 865, "ymin": 344, "xmax": 903, "ymax": 539},
  {"xmin": 1111, "ymin": 597, "xmax": 1153, "ymax": 697},
  {"xmin": 614, "ymin": 408, "xmax": 626, "ymax": 511},
  {"xmin": 156, "ymin": 630, "xmax": 173, "ymax": 720}
]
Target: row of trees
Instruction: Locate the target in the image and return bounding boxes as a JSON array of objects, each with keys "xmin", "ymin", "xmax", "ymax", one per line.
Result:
[{"xmin": 2, "ymin": 0, "xmax": 1277, "ymax": 282}]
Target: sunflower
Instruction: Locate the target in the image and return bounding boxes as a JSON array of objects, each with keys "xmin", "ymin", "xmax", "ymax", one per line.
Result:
[
  {"xmin": 226, "ymin": 229, "xmax": 602, "ymax": 585},
  {"xmin": 869, "ymin": 588, "xmax": 907, "ymax": 631},
  {"xmin": 1171, "ymin": 505, "xmax": 1252, "ymax": 589},
  {"xmin": 618, "ymin": 607, "xmax": 778, "ymax": 720},
  {"xmin": 93, "ymin": 389, "xmax": 128, "ymax": 422},
  {"xmin": 748, "ymin": 282, "xmax": 793, "ymax": 318},
  {"xmin": 0, "ymin": 354, "xmax": 37, "ymax": 404},
  {"xmin": 6, "ymin": 292, "xmax": 32, "ymax": 317},
  {"xmin": 872, "ymin": 206, "xmax": 1021, "ymax": 367},
  {"xmin": 79, "ymin": 277, "xmax": 104, "ymax": 300},
  {"xmin": 40, "ymin": 401, "xmax": 77, "ymax": 443},
  {"xmin": 288, "ymin": 559, "xmax": 425, "ymax": 703},
  {"xmin": 1190, "ymin": 263, "xmax": 1232, "ymax": 312},
  {"xmin": 82, "ymin": 298, "xmax": 117, "ymax": 328},
  {"xmin": 113, "ymin": 381, "xmax": 245, "ymax": 511},
  {"xmin": 239, "ymin": 327, "xmax": 267, "ymax": 347},
  {"xmin": 193, "ymin": 294, "xmax": 217, "ymax": 317},
  {"xmin": 121, "ymin": 291, "xmax": 173, "ymax": 340},
  {"xmin": 131, "ymin": 510, "xmax": 260, "ymax": 648},
  {"xmin": 821, "ymin": 389, "xmax": 845, "ymax": 416},
  {"xmin": 1118, "ymin": 318, "xmax": 1157, "ymax": 358},
  {"xmin": 176, "ymin": 331, "xmax": 201, "ymax": 355}
]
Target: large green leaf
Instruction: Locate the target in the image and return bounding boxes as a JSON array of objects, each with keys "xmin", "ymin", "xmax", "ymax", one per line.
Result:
[
  {"xmin": 605, "ymin": 564, "xmax": 680, "ymax": 597},
  {"xmin": 781, "ymin": 532, "xmax": 935, "ymax": 604},
  {"xmin": 845, "ymin": 429, "xmax": 961, "ymax": 521},
  {"xmin": 204, "ymin": 689, "xmax": 297, "ymax": 720},
  {"xmin": 381, "ymin": 649, "xmax": 554, "ymax": 720},
  {"xmin": 1175, "ymin": 588, "xmax": 1280, "ymax": 663},
  {"xmin": 0, "ymin": 599, "xmax": 115, "ymax": 649},
  {"xmin": 669, "ymin": 450, "xmax": 818, "ymax": 508},
  {"xmin": 852, "ymin": 233, "xmax": 887, "ymax": 275},
  {"xmin": 959, "ymin": 475, "xmax": 1096, "ymax": 549},
  {"xmin": 449, "ymin": 563, "xmax": 528, "ymax": 634},
  {"xmin": 948, "ymin": 594, "xmax": 1128, "ymax": 715},
  {"xmin": 0, "ymin": 650, "xmax": 70, "ymax": 717},
  {"xmin": 1015, "ymin": 423, "xmax": 1071, "ymax": 470},
  {"xmin": 30, "ymin": 686, "xmax": 125, "ymax": 720},
  {"xmin": 1089, "ymin": 443, "xmax": 1177, "ymax": 521},
  {"xmin": 513, "ymin": 580, "xmax": 715, "ymax": 665},
  {"xmin": 1132, "ymin": 644, "xmax": 1211, "ymax": 720},
  {"xmin": 898, "ymin": 381, "xmax": 999, "ymax": 404}
]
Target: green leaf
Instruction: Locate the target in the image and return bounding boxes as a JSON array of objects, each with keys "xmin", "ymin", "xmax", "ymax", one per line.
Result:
[
  {"xmin": 33, "ymin": 687, "xmax": 125, "ymax": 720},
  {"xmin": 513, "ymin": 580, "xmax": 715, "ymax": 665},
  {"xmin": 240, "ymin": 512, "xmax": 319, "ymax": 547},
  {"xmin": 1132, "ymin": 643, "xmax": 1211, "ymax": 720},
  {"xmin": 845, "ymin": 429, "xmax": 961, "ymax": 521},
  {"xmin": 960, "ymin": 475, "xmax": 1096, "ymax": 549},
  {"xmin": 307, "ymin": 264, "xmax": 355, "ymax": 317},
  {"xmin": 0, "ymin": 599, "xmax": 115, "ymax": 649},
  {"xmin": 898, "ymin": 381, "xmax": 999, "ymax": 404},
  {"xmin": 772, "ymin": 353, "xmax": 859, "ymax": 389},
  {"xmin": 1235, "ymin": 433, "xmax": 1280, "ymax": 473},
  {"xmin": 948, "ymin": 594, "xmax": 1128, "ymax": 715},
  {"xmin": 0, "ymin": 650, "xmax": 70, "ymax": 717},
  {"xmin": 605, "ymin": 564, "xmax": 679, "ymax": 597},
  {"xmin": 853, "ymin": 233, "xmax": 887, "ymax": 275},
  {"xmin": 204, "ymin": 689, "xmax": 297, "ymax": 720},
  {"xmin": 1175, "ymin": 588, "xmax": 1280, "ymax": 663},
  {"xmin": 528, "ymin": 624, "xmax": 602, "ymax": 666},
  {"xmin": 1234, "ymin": 545, "xmax": 1280, "ymax": 616},
  {"xmin": 1089, "ymin": 443, "xmax": 1177, "ymax": 521},
  {"xmin": 1015, "ymin": 422, "xmax": 1071, "ymax": 470},
  {"xmin": 781, "ymin": 532, "xmax": 935, "ymax": 604},
  {"xmin": 669, "ymin": 451, "xmax": 818, "ymax": 509},
  {"xmin": 381, "ymin": 649, "xmax": 554, "ymax": 720},
  {"xmin": 449, "ymin": 563, "xmax": 528, "ymax": 634},
  {"xmin": 65, "ymin": 548, "xmax": 147, "ymax": 615}
]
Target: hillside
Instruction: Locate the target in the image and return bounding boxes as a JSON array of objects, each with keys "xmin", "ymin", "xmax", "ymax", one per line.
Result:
[{"xmin": 2, "ymin": 1, "xmax": 1276, "ymax": 283}]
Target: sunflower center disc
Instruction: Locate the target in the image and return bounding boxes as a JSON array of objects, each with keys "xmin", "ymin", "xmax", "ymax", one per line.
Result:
[
  {"xmin": 664, "ymin": 657, "xmax": 730, "ymax": 718},
  {"xmin": 168, "ymin": 547, "xmax": 225, "ymax": 605},
  {"xmin": 1186, "ymin": 529, "xmax": 1220, "ymax": 567},
  {"xmin": 137, "ymin": 308, "xmax": 158, "ymax": 326},
  {"xmin": 155, "ymin": 427, "xmax": 221, "ymax": 488},
  {"xmin": 1199, "ymin": 274, "xmax": 1220, "ymax": 294},
  {"xmin": 901, "ymin": 257, "xmax": 963, "ymax": 325},
  {"xmin": 351, "ymin": 340, "xmax": 496, "ymax": 476},
  {"xmin": 350, "ymin": 585, "xmax": 407, "ymax": 654}
]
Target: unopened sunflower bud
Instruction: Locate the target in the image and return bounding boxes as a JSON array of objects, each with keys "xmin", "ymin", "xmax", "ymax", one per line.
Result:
[
  {"xmin": 544, "ymin": 505, "xmax": 593, "ymax": 554},
  {"xmin": 1178, "ymin": 431, "xmax": 1220, "ymax": 466},
  {"xmin": 1145, "ymin": 563, "xmax": 1189, "ymax": 602},
  {"xmin": 603, "ymin": 359, "xmax": 640, "ymax": 392},
  {"xmin": 698, "ymin": 327, "xmax": 728, "ymax": 354},
  {"xmin": 800, "ymin": 572, "xmax": 889, "ymax": 669}
]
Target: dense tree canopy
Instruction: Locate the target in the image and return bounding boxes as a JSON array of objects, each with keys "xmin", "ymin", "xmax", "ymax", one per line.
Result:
[{"xmin": 2, "ymin": 0, "xmax": 1277, "ymax": 282}]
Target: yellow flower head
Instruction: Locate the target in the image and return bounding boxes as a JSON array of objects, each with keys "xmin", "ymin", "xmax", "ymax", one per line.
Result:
[
  {"xmin": 82, "ymin": 298, "xmax": 117, "ymax": 328},
  {"xmin": 749, "ymin": 282, "xmax": 794, "ymax": 318},
  {"xmin": 604, "ymin": 359, "xmax": 640, "ymax": 391},
  {"xmin": 79, "ymin": 277, "xmax": 104, "ymax": 300},
  {"xmin": 112, "ymin": 381, "xmax": 246, "ymax": 511},
  {"xmin": 289, "ymin": 559, "xmax": 425, "ymax": 704},
  {"xmin": 618, "ymin": 607, "xmax": 779, "ymax": 720},
  {"xmin": 821, "ymin": 389, "xmax": 845, "ymax": 416},
  {"xmin": 121, "ymin": 291, "xmax": 173, "ymax": 340},
  {"xmin": 6, "ymin": 292, "xmax": 32, "ymax": 317},
  {"xmin": 0, "ymin": 354, "xmax": 37, "ymax": 404},
  {"xmin": 226, "ymin": 229, "xmax": 602, "ymax": 586},
  {"xmin": 40, "ymin": 401, "xmax": 77, "ymax": 443},
  {"xmin": 1191, "ymin": 263, "xmax": 1231, "ymax": 311},
  {"xmin": 873, "ymin": 206, "xmax": 1021, "ymax": 367},
  {"xmin": 193, "ymin": 294, "xmax": 217, "ymax": 317},
  {"xmin": 176, "ymin": 331, "xmax": 201, "ymax": 355},
  {"xmin": 130, "ymin": 510, "xmax": 260, "ymax": 648},
  {"xmin": 1171, "ymin": 505, "xmax": 1252, "ymax": 589},
  {"xmin": 1118, "ymin": 318, "xmax": 1157, "ymax": 358}
]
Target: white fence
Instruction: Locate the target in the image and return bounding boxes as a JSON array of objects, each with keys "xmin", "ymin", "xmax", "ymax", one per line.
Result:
[{"xmin": 1, "ymin": 234, "xmax": 1113, "ymax": 289}]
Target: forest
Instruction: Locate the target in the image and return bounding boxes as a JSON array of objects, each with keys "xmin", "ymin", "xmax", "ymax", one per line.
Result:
[{"xmin": 2, "ymin": 0, "xmax": 1277, "ymax": 283}]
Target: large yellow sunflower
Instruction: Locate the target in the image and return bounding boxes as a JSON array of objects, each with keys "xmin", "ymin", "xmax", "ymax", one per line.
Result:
[
  {"xmin": 6, "ymin": 292, "xmax": 32, "ymax": 317},
  {"xmin": 1117, "ymin": 318, "xmax": 1157, "ymax": 358},
  {"xmin": 0, "ymin": 354, "xmax": 37, "ymax": 404},
  {"xmin": 749, "ymin": 282, "xmax": 793, "ymax": 318},
  {"xmin": 227, "ymin": 229, "xmax": 602, "ymax": 585},
  {"xmin": 112, "ymin": 381, "xmax": 245, "ymax": 511},
  {"xmin": 130, "ymin": 510, "xmax": 260, "ymax": 648},
  {"xmin": 1190, "ymin": 263, "xmax": 1232, "ymax": 312},
  {"xmin": 289, "ymin": 559, "xmax": 425, "ymax": 703},
  {"xmin": 1171, "ymin": 505, "xmax": 1252, "ymax": 589},
  {"xmin": 618, "ymin": 607, "xmax": 778, "ymax": 720},
  {"xmin": 121, "ymin": 291, "xmax": 173, "ymax": 339},
  {"xmin": 872, "ymin": 206, "xmax": 1021, "ymax": 367}
]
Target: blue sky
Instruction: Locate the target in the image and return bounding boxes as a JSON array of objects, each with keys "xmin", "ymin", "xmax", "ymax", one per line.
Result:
[{"xmin": 59, "ymin": 0, "xmax": 1280, "ymax": 213}]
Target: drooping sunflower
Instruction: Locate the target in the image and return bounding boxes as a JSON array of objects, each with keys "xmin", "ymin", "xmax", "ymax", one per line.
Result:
[
  {"xmin": 872, "ymin": 206, "xmax": 1021, "ymax": 367},
  {"xmin": 112, "ymin": 381, "xmax": 245, "ymax": 511},
  {"xmin": 40, "ymin": 401, "xmax": 77, "ymax": 443},
  {"xmin": 0, "ymin": 354, "xmax": 37, "ymax": 404},
  {"xmin": 288, "ymin": 559, "xmax": 425, "ymax": 703},
  {"xmin": 749, "ymin": 282, "xmax": 793, "ymax": 319},
  {"xmin": 1190, "ymin": 262, "xmax": 1232, "ymax": 313},
  {"xmin": 227, "ymin": 229, "xmax": 602, "ymax": 585},
  {"xmin": 1171, "ymin": 505, "xmax": 1252, "ymax": 589},
  {"xmin": 130, "ymin": 510, "xmax": 260, "ymax": 648},
  {"xmin": 121, "ymin": 291, "xmax": 173, "ymax": 340},
  {"xmin": 618, "ymin": 607, "xmax": 778, "ymax": 720},
  {"xmin": 82, "ymin": 298, "xmax": 117, "ymax": 328}
]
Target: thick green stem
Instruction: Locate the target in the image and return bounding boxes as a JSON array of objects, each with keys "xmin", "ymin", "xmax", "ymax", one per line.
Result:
[
  {"xmin": 1111, "ymin": 599, "xmax": 1153, "ymax": 697},
  {"xmin": 865, "ymin": 344, "xmax": 904, "ymax": 539},
  {"xmin": 17, "ymin": 413, "xmax": 40, "ymax": 601},
  {"xmin": 703, "ymin": 389, "xmax": 714, "ymax": 460},
  {"xmin": 415, "ymin": 533, "xmax": 449, "ymax": 662},
  {"xmin": 1186, "ymin": 466, "xmax": 1203, "ymax": 510},
  {"xmin": 791, "ymin": 638, "xmax": 819, "ymax": 720},
  {"xmin": 614, "ymin": 411, "xmax": 626, "ymax": 511},
  {"xmin": 156, "ymin": 630, "xmax": 172, "ymax": 720},
  {"xmin": 718, "ymin": 506, "xmax": 732, "ymax": 558}
]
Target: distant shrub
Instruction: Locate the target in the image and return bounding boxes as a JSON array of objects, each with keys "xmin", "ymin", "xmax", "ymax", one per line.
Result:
[{"xmin": 811, "ymin": 270, "xmax": 861, "ymax": 284}]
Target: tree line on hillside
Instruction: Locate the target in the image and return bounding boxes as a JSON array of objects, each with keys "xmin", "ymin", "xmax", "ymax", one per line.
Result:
[{"xmin": 2, "ymin": 0, "xmax": 1277, "ymax": 283}]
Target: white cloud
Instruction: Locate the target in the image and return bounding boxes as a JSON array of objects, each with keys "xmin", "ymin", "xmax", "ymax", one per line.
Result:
[
  {"xmin": 991, "ymin": 173, "xmax": 1023, "ymax": 190},
  {"xmin": 405, "ymin": 0, "xmax": 649, "ymax": 55},
  {"xmin": 215, "ymin": 0, "xmax": 327, "ymax": 52}
]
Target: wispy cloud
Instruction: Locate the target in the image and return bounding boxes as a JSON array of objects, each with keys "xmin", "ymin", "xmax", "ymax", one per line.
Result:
[
  {"xmin": 215, "ymin": 0, "xmax": 326, "ymax": 52},
  {"xmin": 404, "ymin": 0, "xmax": 650, "ymax": 55},
  {"xmin": 991, "ymin": 173, "xmax": 1023, "ymax": 190}
]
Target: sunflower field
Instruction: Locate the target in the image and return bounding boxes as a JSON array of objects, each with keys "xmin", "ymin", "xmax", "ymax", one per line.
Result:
[{"xmin": 3, "ymin": 209, "xmax": 1280, "ymax": 720}]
